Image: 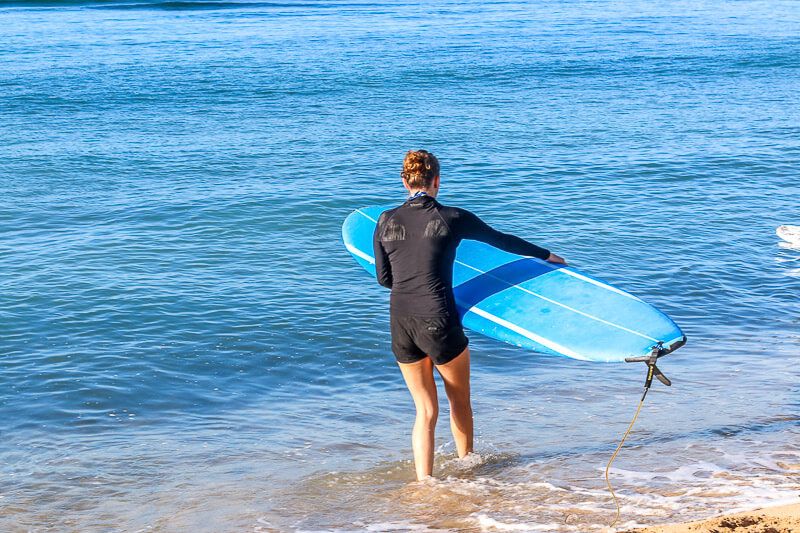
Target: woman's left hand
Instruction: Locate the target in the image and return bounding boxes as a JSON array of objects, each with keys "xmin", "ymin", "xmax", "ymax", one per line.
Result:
[{"xmin": 546, "ymin": 253, "xmax": 567, "ymax": 265}]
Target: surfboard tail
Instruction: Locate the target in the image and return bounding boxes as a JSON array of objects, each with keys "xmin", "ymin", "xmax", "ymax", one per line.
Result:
[{"xmin": 625, "ymin": 336, "xmax": 686, "ymax": 398}]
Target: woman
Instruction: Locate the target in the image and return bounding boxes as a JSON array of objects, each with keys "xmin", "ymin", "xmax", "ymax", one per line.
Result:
[{"xmin": 373, "ymin": 150, "xmax": 567, "ymax": 480}]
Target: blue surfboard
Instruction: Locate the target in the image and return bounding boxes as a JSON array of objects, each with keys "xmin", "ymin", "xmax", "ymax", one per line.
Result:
[{"xmin": 343, "ymin": 205, "xmax": 686, "ymax": 363}]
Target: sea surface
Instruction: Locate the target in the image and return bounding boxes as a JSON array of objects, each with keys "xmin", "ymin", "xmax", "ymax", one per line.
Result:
[{"xmin": 1, "ymin": 1, "xmax": 799, "ymax": 531}]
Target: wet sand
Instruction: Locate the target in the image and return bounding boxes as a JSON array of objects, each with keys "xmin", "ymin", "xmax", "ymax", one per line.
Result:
[{"xmin": 629, "ymin": 501, "xmax": 800, "ymax": 533}]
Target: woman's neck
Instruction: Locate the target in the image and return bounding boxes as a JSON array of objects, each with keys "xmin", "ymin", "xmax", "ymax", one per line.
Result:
[{"xmin": 408, "ymin": 188, "xmax": 437, "ymax": 198}]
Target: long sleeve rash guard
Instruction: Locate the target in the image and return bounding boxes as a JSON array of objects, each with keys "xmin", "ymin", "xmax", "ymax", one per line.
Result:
[{"xmin": 373, "ymin": 194, "xmax": 550, "ymax": 318}]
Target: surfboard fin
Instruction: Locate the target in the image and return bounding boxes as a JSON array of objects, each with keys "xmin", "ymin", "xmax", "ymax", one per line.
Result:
[
  {"xmin": 625, "ymin": 342, "xmax": 673, "ymax": 400},
  {"xmin": 652, "ymin": 364, "xmax": 671, "ymax": 387}
]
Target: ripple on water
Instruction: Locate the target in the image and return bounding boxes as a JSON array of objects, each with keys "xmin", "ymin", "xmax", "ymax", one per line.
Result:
[{"xmin": 2, "ymin": 0, "xmax": 800, "ymax": 530}]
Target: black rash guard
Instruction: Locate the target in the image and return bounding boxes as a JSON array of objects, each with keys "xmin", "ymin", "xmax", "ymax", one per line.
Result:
[{"xmin": 373, "ymin": 194, "xmax": 550, "ymax": 318}]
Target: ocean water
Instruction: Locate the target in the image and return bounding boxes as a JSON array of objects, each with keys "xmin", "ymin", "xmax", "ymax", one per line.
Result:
[{"xmin": 1, "ymin": 0, "xmax": 799, "ymax": 531}]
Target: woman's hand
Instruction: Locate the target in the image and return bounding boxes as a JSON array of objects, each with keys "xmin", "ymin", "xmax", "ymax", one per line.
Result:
[{"xmin": 546, "ymin": 253, "xmax": 567, "ymax": 265}]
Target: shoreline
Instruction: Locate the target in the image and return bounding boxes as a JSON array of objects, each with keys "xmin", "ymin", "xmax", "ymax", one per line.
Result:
[{"xmin": 627, "ymin": 500, "xmax": 800, "ymax": 533}]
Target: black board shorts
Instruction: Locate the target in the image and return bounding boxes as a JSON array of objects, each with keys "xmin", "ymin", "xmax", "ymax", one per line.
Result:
[{"xmin": 390, "ymin": 313, "xmax": 469, "ymax": 366}]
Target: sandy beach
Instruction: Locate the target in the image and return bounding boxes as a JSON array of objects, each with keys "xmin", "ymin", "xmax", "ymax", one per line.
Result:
[{"xmin": 629, "ymin": 501, "xmax": 800, "ymax": 533}]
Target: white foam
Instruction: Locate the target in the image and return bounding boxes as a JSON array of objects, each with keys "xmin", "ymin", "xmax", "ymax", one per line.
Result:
[
  {"xmin": 474, "ymin": 513, "xmax": 553, "ymax": 531},
  {"xmin": 777, "ymin": 224, "xmax": 800, "ymax": 244}
]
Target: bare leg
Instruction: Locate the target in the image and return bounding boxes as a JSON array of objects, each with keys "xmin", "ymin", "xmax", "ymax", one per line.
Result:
[
  {"xmin": 397, "ymin": 357, "xmax": 439, "ymax": 480},
  {"xmin": 435, "ymin": 347, "xmax": 473, "ymax": 458}
]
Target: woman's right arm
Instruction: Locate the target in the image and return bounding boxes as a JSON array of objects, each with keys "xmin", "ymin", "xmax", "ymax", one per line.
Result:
[{"xmin": 373, "ymin": 214, "xmax": 394, "ymax": 288}]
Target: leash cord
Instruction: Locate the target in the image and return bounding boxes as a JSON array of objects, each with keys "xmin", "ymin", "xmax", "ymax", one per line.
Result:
[{"xmin": 605, "ymin": 393, "xmax": 647, "ymax": 528}]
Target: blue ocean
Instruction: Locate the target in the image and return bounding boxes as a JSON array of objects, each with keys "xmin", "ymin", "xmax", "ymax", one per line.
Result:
[{"xmin": 1, "ymin": 1, "xmax": 799, "ymax": 531}]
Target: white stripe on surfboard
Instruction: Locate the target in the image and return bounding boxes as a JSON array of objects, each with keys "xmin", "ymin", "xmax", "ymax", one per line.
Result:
[
  {"xmin": 532, "ymin": 261, "xmax": 644, "ymax": 302},
  {"xmin": 352, "ymin": 209, "xmax": 657, "ymax": 342},
  {"xmin": 345, "ymin": 242, "xmax": 375, "ymax": 264},
  {"xmin": 356, "ymin": 209, "xmax": 378, "ymax": 223},
  {"xmin": 355, "ymin": 208, "xmax": 642, "ymax": 302},
  {"xmin": 467, "ymin": 306, "xmax": 588, "ymax": 360},
  {"xmin": 455, "ymin": 260, "xmax": 659, "ymax": 343}
]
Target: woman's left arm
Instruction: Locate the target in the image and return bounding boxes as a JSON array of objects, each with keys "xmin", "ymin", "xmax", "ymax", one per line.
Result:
[{"xmin": 457, "ymin": 209, "xmax": 566, "ymax": 265}]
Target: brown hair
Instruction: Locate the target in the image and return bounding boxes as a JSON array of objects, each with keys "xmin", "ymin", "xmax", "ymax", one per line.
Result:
[{"xmin": 401, "ymin": 150, "xmax": 440, "ymax": 188}]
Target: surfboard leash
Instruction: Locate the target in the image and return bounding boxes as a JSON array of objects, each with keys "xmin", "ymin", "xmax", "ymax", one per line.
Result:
[{"xmin": 605, "ymin": 341, "xmax": 676, "ymax": 528}]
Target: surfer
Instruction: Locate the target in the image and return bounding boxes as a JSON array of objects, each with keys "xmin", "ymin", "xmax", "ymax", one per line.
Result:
[{"xmin": 373, "ymin": 150, "xmax": 567, "ymax": 480}]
